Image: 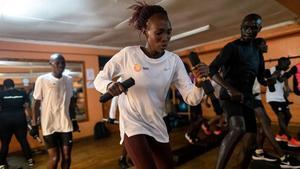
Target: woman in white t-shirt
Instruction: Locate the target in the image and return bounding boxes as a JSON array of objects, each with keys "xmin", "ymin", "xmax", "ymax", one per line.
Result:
[{"xmin": 94, "ymin": 2, "xmax": 208, "ymax": 169}]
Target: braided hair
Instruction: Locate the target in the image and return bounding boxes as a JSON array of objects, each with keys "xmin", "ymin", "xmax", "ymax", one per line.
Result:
[{"xmin": 129, "ymin": 1, "xmax": 168, "ymax": 31}]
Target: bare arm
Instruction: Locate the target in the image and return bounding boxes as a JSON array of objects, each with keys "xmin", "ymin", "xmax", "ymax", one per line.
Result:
[
  {"xmin": 24, "ymin": 103, "xmax": 32, "ymax": 122},
  {"xmin": 208, "ymin": 43, "xmax": 242, "ymax": 100},
  {"xmin": 284, "ymin": 79, "xmax": 291, "ymax": 98},
  {"xmin": 69, "ymin": 96, "xmax": 76, "ymax": 120},
  {"xmin": 211, "ymin": 73, "xmax": 235, "ymax": 92},
  {"xmin": 211, "ymin": 73, "xmax": 243, "ymax": 102},
  {"xmin": 31, "ymin": 99, "xmax": 41, "ymax": 126}
]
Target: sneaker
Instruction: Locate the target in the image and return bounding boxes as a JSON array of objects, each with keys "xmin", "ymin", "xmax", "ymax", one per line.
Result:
[
  {"xmin": 214, "ymin": 126, "xmax": 222, "ymax": 135},
  {"xmin": 214, "ymin": 129, "xmax": 222, "ymax": 135},
  {"xmin": 280, "ymin": 154, "xmax": 300, "ymax": 169},
  {"xmin": 201, "ymin": 123, "xmax": 212, "ymax": 135},
  {"xmin": 185, "ymin": 133, "xmax": 199, "ymax": 144},
  {"xmin": 288, "ymin": 138, "xmax": 300, "ymax": 148},
  {"xmin": 0, "ymin": 165, "xmax": 8, "ymax": 169},
  {"xmin": 275, "ymin": 134, "xmax": 289, "ymax": 142},
  {"xmin": 27, "ymin": 158, "xmax": 34, "ymax": 167},
  {"xmin": 252, "ymin": 151, "xmax": 277, "ymax": 162},
  {"xmin": 119, "ymin": 156, "xmax": 129, "ymax": 169}
]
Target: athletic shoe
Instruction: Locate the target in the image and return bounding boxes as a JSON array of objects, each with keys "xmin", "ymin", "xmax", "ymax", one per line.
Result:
[
  {"xmin": 0, "ymin": 165, "xmax": 8, "ymax": 169},
  {"xmin": 201, "ymin": 123, "xmax": 212, "ymax": 135},
  {"xmin": 288, "ymin": 138, "xmax": 300, "ymax": 148},
  {"xmin": 252, "ymin": 151, "xmax": 277, "ymax": 162},
  {"xmin": 214, "ymin": 126, "xmax": 222, "ymax": 135},
  {"xmin": 119, "ymin": 156, "xmax": 129, "ymax": 169},
  {"xmin": 275, "ymin": 134, "xmax": 288, "ymax": 142},
  {"xmin": 214, "ymin": 129, "xmax": 222, "ymax": 135},
  {"xmin": 185, "ymin": 133, "xmax": 199, "ymax": 144},
  {"xmin": 27, "ymin": 158, "xmax": 34, "ymax": 167},
  {"xmin": 280, "ymin": 154, "xmax": 300, "ymax": 169}
]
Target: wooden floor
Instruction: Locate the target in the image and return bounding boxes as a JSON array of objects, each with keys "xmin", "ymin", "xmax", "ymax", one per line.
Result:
[{"xmin": 6, "ymin": 126, "xmax": 300, "ymax": 169}]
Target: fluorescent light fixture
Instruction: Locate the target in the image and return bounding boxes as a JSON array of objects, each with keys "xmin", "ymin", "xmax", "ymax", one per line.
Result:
[
  {"xmin": 170, "ymin": 25, "xmax": 210, "ymax": 42},
  {"xmin": 174, "ymin": 19, "xmax": 298, "ymax": 53},
  {"xmin": 262, "ymin": 20, "xmax": 297, "ymax": 31},
  {"xmin": 0, "ymin": 0, "xmax": 38, "ymax": 17}
]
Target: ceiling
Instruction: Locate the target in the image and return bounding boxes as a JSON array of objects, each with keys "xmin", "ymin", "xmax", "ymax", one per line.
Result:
[{"xmin": 0, "ymin": 0, "xmax": 298, "ymax": 52}]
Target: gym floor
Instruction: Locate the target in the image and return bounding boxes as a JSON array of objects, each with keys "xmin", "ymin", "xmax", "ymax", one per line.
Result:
[{"xmin": 6, "ymin": 126, "xmax": 300, "ymax": 169}]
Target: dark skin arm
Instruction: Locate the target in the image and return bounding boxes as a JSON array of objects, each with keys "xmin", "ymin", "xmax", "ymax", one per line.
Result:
[
  {"xmin": 106, "ymin": 82, "xmax": 126, "ymax": 97},
  {"xmin": 31, "ymin": 99, "xmax": 41, "ymax": 126},
  {"xmin": 191, "ymin": 63, "xmax": 210, "ymax": 87},
  {"xmin": 69, "ymin": 96, "xmax": 76, "ymax": 120},
  {"xmin": 257, "ymin": 53, "xmax": 267, "ymax": 86},
  {"xmin": 211, "ymin": 73, "xmax": 243, "ymax": 102},
  {"xmin": 278, "ymin": 66, "xmax": 297, "ymax": 82},
  {"xmin": 24, "ymin": 103, "xmax": 32, "ymax": 122},
  {"xmin": 69, "ymin": 96, "xmax": 80, "ymax": 132},
  {"xmin": 209, "ymin": 44, "xmax": 243, "ymax": 102},
  {"xmin": 29, "ymin": 99, "xmax": 41, "ymax": 139}
]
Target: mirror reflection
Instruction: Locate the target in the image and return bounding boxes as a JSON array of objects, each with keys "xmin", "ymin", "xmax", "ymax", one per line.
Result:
[{"xmin": 0, "ymin": 59, "xmax": 88, "ymax": 121}]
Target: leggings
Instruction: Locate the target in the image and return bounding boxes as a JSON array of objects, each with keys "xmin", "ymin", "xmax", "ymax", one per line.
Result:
[
  {"xmin": 124, "ymin": 134, "xmax": 173, "ymax": 169},
  {"xmin": 0, "ymin": 115, "xmax": 32, "ymax": 165}
]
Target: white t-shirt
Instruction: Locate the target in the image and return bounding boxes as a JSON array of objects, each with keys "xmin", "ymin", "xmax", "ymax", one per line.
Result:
[
  {"xmin": 94, "ymin": 46, "xmax": 204, "ymax": 143},
  {"xmin": 266, "ymin": 67, "xmax": 285, "ymax": 102},
  {"xmin": 33, "ymin": 73, "xmax": 73, "ymax": 136},
  {"xmin": 252, "ymin": 78, "xmax": 261, "ymax": 100}
]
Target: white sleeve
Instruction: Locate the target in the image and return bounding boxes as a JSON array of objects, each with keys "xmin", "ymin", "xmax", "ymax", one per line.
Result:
[
  {"xmin": 93, "ymin": 49, "xmax": 125, "ymax": 94},
  {"xmin": 172, "ymin": 57, "xmax": 204, "ymax": 106},
  {"xmin": 109, "ymin": 96, "xmax": 118, "ymax": 119},
  {"xmin": 33, "ymin": 76, "xmax": 43, "ymax": 100}
]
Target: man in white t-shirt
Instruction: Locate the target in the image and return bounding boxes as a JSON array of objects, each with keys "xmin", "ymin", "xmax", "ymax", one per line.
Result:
[
  {"xmin": 266, "ymin": 57, "xmax": 300, "ymax": 147},
  {"xmin": 30, "ymin": 53, "xmax": 79, "ymax": 169}
]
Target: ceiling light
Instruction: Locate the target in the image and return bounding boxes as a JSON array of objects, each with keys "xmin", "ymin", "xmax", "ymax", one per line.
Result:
[
  {"xmin": 170, "ymin": 25, "xmax": 210, "ymax": 42},
  {"xmin": 0, "ymin": 0, "xmax": 38, "ymax": 17},
  {"xmin": 262, "ymin": 20, "xmax": 297, "ymax": 31}
]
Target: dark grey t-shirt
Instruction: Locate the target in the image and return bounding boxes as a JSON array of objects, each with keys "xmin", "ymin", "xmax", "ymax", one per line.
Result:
[
  {"xmin": 0, "ymin": 88, "xmax": 28, "ymax": 115},
  {"xmin": 209, "ymin": 39, "xmax": 265, "ymax": 107}
]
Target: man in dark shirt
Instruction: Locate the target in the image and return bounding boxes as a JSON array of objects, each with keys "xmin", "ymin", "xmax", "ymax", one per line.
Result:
[
  {"xmin": 209, "ymin": 14, "xmax": 264, "ymax": 169},
  {"xmin": 0, "ymin": 79, "xmax": 34, "ymax": 168}
]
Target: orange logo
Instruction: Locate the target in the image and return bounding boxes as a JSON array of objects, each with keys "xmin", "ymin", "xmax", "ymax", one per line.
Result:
[{"xmin": 134, "ymin": 64, "xmax": 142, "ymax": 72}]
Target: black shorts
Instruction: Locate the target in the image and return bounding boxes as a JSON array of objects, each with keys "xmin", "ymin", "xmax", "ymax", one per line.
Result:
[
  {"xmin": 43, "ymin": 132, "xmax": 73, "ymax": 149},
  {"xmin": 269, "ymin": 101, "xmax": 289, "ymax": 113},
  {"xmin": 222, "ymin": 101, "xmax": 257, "ymax": 133}
]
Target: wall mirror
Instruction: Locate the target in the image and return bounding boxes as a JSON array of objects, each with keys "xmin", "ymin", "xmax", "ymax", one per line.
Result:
[{"xmin": 0, "ymin": 59, "xmax": 88, "ymax": 121}]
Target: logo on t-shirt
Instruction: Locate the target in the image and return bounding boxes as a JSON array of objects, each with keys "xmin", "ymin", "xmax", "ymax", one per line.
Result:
[{"xmin": 134, "ymin": 64, "xmax": 142, "ymax": 72}]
